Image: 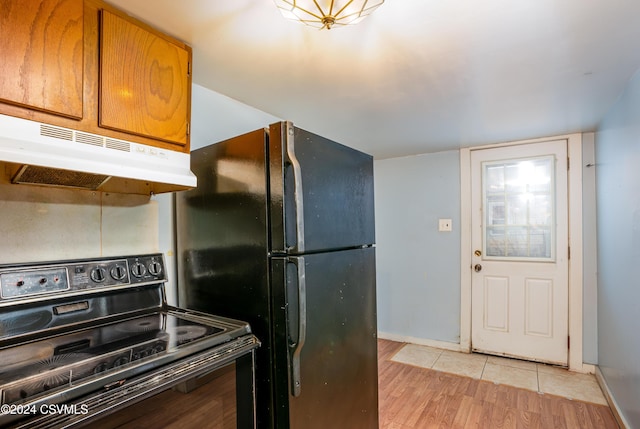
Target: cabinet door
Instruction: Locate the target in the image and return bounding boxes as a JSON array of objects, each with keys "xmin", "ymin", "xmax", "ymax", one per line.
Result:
[
  {"xmin": 99, "ymin": 10, "xmax": 190, "ymax": 146},
  {"xmin": 0, "ymin": 0, "xmax": 84, "ymax": 119}
]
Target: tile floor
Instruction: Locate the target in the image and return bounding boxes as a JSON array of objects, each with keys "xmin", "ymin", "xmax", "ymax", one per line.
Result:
[{"xmin": 390, "ymin": 343, "xmax": 608, "ymax": 405}]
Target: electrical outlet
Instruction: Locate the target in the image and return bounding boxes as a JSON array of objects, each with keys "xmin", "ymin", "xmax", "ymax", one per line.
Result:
[{"xmin": 438, "ymin": 218, "xmax": 452, "ymax": 232}]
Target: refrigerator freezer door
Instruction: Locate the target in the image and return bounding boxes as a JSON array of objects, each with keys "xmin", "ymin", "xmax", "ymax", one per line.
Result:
[
  {"xmin": 269, "ymin": 122, "xmax": 375, "ymax": 254},
  {"xmin": 271, "ymin": 247, "xmax": 379, "ymax": 429}
]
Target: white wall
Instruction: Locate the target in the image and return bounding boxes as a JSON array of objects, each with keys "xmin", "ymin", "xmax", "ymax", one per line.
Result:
[
  {"xmin": 595, "ymin": 69, "xmax": 640, "ymax": 428},
  {"xmin": 0, "ymin": 183, "xmax": 158, "ymax": 263},
  {"xmin": 374, "ymin": 150, "xmax": 462, "ymax": 345}
]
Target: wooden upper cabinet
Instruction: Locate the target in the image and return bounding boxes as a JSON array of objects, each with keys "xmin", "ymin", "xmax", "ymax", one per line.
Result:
[
  {"xmin": 99, "ymin": 10, "xmax": 190, "ymax": 147},
  {"xmin": 0, "ymin": 0, "xmax": 84, "ymax": 119},
  {"xmin": 0, "ymin": 0, "xmax": 191, "ymax": 153}
]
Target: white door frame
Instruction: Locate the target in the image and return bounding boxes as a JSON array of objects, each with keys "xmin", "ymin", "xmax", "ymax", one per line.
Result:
[{"xmin": 460, "ymin": 133, "xmax": 585, "ymax": 372}]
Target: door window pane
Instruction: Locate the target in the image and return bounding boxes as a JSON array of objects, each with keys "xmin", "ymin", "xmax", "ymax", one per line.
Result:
[{"xmin": 482, "ymin": 156, "xmax": 555, "ymax": 260}]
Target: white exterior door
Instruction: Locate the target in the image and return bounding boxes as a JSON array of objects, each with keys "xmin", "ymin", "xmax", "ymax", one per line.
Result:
[{"xmin": 471, "ymin": 140, "xmax": 569, "ymax": 365}]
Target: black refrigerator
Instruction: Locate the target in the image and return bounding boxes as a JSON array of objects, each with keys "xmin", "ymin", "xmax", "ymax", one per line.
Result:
[{"xmin": 175, "ymin": 121, "xmax": 378, "ymax": 429}]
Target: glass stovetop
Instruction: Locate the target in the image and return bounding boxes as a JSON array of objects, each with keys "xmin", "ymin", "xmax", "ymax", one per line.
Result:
[{"xmin": 0, "ymin": 312, "xmax": 224, "ymax": 404}]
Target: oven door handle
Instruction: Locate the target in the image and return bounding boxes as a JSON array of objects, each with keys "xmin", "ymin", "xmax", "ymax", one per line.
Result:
[{"xmin": 287, "ymin": 256, "xmax": 306, "ymax": 397}]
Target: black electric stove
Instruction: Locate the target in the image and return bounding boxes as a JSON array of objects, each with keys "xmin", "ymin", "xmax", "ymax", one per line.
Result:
[{"xmin": 0, "ymin": 254, "xmax": 259, "ymax": 428}]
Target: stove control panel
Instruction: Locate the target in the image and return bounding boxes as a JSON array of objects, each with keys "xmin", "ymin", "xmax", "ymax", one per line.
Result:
[
  {"xmin": 0, "ymin": 254, "xmax": 166, "ymax": 301},
  {"xmin": 0, "ymin": 267, "xmax": 70, "ymax": 299}
]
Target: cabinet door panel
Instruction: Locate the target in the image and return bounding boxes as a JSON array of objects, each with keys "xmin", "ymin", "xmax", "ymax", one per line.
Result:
[
  {"xmin": 0, "ymin": 0, "xmax": 83, "ymax": 119},
  {"xmin": 99, "ymin": 10, "xmax": 190, "ymax": 146}
]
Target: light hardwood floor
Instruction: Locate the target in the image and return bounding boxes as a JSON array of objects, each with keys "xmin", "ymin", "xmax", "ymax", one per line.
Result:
[
  {"xmin": 378, "ymin": 339, "xmax": 619, "ymax": 429},
  {"xmin": 90, "ymin": 339, "xmax": 619, "ymax": 428}
]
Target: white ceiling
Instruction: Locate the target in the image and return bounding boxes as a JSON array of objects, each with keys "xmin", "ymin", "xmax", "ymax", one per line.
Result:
[{"xmin": 105, "ymin": 0, "xmax": 640, "ymax": 159}]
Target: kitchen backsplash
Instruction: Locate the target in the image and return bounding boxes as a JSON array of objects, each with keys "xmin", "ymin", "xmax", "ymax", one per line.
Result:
[{"xmin": 0, "ymin": 183, "xmax": 158, "ymax": 264}]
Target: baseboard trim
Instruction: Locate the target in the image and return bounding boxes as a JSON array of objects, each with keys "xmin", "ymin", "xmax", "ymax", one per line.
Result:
[
  {"xmin": 595, "ymin": 366, "xmax": 630, "ymax": 429},
  {"xmin": 377, "ymin": 332, "xmax": 468, "ymax": 353}
]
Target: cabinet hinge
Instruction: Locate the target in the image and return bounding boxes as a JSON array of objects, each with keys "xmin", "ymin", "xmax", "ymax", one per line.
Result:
[
  {"xmin": 568, "ymin": 246, "xmax": 570, "ymax": 260},
  {"xmin": 187, "ymin": 61, "xmax": 191, "ymax": 77},
  {"xmin": 186, "ymin": 122, "xmax": 190, "ymax": 136},
  {"xmin": 568, "ymin": 336, "xmax": 570, "ymax": 349},
  {"xmin": 567, "ymin": 156, "xmax": 570, "ymax": 170}
]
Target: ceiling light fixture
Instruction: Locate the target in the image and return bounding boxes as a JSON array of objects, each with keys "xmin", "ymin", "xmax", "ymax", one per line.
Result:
[{"xmin": 274, "ymin": 0, "xmax": 384, "ymax": 30}]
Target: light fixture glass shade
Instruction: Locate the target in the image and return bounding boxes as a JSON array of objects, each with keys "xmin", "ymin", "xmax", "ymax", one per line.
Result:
[{"xmin": 274, "ymin": 0, "xmax": 384, "ymax": 29}]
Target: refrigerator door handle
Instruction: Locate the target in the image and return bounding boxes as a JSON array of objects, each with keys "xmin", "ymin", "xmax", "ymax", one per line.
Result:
[
  {"xmin": 285, "ymin": 121, "xmax": 306, "ymax": 254},
  {"xmin": 288, "ymin": 256, "xmax": 307, "ymax": 397}
]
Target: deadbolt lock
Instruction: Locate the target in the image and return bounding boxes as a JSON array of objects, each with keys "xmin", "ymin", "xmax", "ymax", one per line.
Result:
[{"xmin": 474, "ymin": 250, "xmax": 482, "ymax": 257}]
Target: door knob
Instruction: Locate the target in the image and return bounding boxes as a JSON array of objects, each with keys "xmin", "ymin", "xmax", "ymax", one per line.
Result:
[{"xmin": 474, "ymin": 264, "xmax": 482, "ymax": 272}]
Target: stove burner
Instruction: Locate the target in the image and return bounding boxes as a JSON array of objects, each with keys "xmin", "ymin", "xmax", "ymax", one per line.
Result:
[
  {"xmin": 35, "ymin": 353, "xmax": 89, "ymax": 373},
  {"xmin": 114, "ymin": 318, "xmax": 161, "ymax": 333},
  {"xmin": 3, "ymin": 353, "xmax": 92, "ymax": 403},
  {"xmin": 0, "ymin": 311, "xmax": 53, "ymax": 338},
  {"xmin": 165, "ymin": 325, "xmax": 208, "ymax": 344},
  {"xmin": 29, "ymin": 374, "xmax": 69, "ymax": 396}
]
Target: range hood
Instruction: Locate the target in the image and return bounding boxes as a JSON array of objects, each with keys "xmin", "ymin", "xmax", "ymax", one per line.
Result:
[{"xmin": 0, "ymin": 114, "xmax": 197, "ymax": 195}]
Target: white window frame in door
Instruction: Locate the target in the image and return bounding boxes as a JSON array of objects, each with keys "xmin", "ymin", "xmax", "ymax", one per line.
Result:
[{"xmin": 460, "ymin": 133, "xmax": 586, "ymax": 372}]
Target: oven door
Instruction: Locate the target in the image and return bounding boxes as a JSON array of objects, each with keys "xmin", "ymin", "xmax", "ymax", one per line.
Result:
[
  {"xmin": 10, "ymin": 339, "xmax": 258, "ymax": 429},
  {"xmin": 91, "ymin": 353, "xmax": 256, "ymax": 429}
]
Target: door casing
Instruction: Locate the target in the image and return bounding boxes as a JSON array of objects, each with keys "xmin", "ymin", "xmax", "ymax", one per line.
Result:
[{"xmin": 460, "ymin": 133, "xmax": 585, "ymax": 371}]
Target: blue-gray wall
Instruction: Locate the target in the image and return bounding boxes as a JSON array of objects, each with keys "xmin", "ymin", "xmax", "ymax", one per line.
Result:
[
  {"xmin": 375, "ymin": 150, "xmax": 461, "ymax": 344},
  {"xmin": 596, "ymin": 69, "xmax": 640, "ymax": 428},
  {"xmin": 374, "ymin": 139, "xmax": 599, "ymax": 364}
]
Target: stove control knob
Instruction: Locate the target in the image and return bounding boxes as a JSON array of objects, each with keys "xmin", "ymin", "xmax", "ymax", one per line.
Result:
[
  {"xmin": 16, "ymin": 280, "xmax": 25, "ymax": 287},
  {"xmin": 131, "ymin": 262, "xmax": 146, "ymax": 278},
  {"xmin": 148, "ymin": 261, "xmax": 162, "ymax": 276},
  {"xmin": 110, "ymin": 265, "xmax": 127, "ymax": 281},
  {"xmin": 90, "ymin": 267, "xmax": 106, "ymax": 283}
]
